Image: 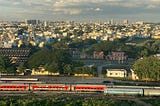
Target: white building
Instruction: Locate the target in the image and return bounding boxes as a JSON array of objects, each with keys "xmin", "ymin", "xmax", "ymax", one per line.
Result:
[
  {"xmin": 130, "ymin": 69, "xmax": 139, "ymax": 80},
  {"xmin": 155, "ymin": 54, "xmax": 160, "ymax": 60},
  {"xmin": 106, "ymin": 69, "xmax": 127, "ymax": 78}
]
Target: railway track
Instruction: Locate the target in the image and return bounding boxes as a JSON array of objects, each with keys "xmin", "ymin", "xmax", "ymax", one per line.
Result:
[{"xmin": 0, "ymin": 90, "xmax": 102, "ymax": 94}]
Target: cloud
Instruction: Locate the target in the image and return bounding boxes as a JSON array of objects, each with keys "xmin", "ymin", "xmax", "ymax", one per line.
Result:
[
  {"xmin": 95, "ymin": 8, "xmax": 103, "ymax": 11},
  {"xmin": 53, "ymin": 0, "xmax": 84, "ymax": 15},
  {"xmin": 66, "ymin": 9, "xmax": 81, "ymax": 15},
  {"xmin": 52, "ymin": 0, "xmax": 160, "ymax": 16},
  {"xmin": 0, "ymin": 0, "xmax": 160, "ymax": 21},
  {"xmin": 54, "ymin": 8, "xmax": 81, "ymax": 15}
]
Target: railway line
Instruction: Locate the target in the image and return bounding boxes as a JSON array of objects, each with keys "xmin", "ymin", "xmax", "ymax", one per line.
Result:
[
  {"xmin": 0, "ymin": 83, "xmax": 159, "ymax": 96},
  {"xmin": 0, "ymin": 77, "xmax": 160, "ymax": 96}
]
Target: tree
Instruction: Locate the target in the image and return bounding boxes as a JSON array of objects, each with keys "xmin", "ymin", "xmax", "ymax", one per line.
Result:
[
  {"xmin": 140, "ymin": 49, "xmax": 148, "ymax": 57},
  {"xmin": 52, "ymin": 41, "xmax": 68, "ymax": 49},
  {"xmin": 17, "ymin": 62, "xmax": 25, "ymax": 73},
  {"xmin": 0, "ymin": 56, "xmax": 5, "ymax": 72},
  {"xmin": 141, "ymin": 40, "xmax": 160, "ymax": 54},
  {"xmin": 2, "ymin": 56, "xmax": 17, "ymax": 74},
  {"xmin": 27, "ymin": 49, "xmax": 53, "ymax": 69},
  {"xmin": 133, "ymin": 56, "xmax": 160, "ymax": 81},
  {"xmin": 63, "ymin": 64, "xmax": 72, "ymax": 75},
  {"xmin": 53, "ymin": 49, "xmax": 72, "ymax": 74},
  {"xmin": 45, "ymin": 62, "xmax": 59, "ymax": 73},
  {"xmin": 69, "ymin": 39, "xmax": 97, "ymax": 50},
  {"xmin": 27, "ymin": 48, "xmax": 72, "ymax": 74},
  {"xmin": 151, "ymin": 40, "xmax": 160, "ymax": 53}
]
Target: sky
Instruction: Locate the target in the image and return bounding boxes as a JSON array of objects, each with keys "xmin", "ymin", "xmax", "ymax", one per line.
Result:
[{"xmin": 0, "ymin": 0, "xmax": 160, "ymax": 22}]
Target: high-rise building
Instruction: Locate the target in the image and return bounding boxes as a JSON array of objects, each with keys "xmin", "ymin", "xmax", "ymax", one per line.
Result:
[
  {"xmin": 111, "ymin": 19, "xmax": 114, "ymax": 25},
  {"xmin": 25, "ymin": 19, "xmax": 40, "ymax": 25},
  {"xmin": 124, "ymin": 19, "xmax": 129, "ymax": 24},
  {"xmin": 44, "ymin": 21, "xmax": 48, "ymax": 27}
]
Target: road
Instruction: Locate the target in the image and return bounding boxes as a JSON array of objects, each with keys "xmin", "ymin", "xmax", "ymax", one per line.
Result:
[
  {"xmin": 0, "ymin": 75, "xmax": 115, "ymax": 84},
  {"xmin": 1, "ymin": 75, "xmax": 160, "ymax": 86}
]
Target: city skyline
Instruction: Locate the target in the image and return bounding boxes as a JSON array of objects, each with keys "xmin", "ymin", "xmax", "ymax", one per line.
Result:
[{"xmin": 0, "ymin": 0, "xmax": 160, "ymax": 22}]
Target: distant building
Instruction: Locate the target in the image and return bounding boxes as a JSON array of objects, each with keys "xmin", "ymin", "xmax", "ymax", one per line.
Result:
[
  {"xmin": 130, "ymin": 69, "xmax": 139, "ymax": 80},
  {"xmin": 106, "ymin": 51, "xmax": 127, "ymax": 62},
  {"xmin": 74, "ymin": 74, "xmax": 92, "ymax": 77},
  {"xmin": 152, "ymin": 35, "xmax": 160, "ymax": 39},
  {"xmin": 25, "ymin": 19, "xmax": 40, "ymax": 25},
  {"xmin": 44, "ymin": 21, "xmax": 49, "ymax": 27},
  {"xmin": 106, "ymin": 69, "xmax": 127, "ymax": 78},
  {"xmin": 110, "ymin": 19, "xmax": 114, "ymax": 25},
  {"xmin": 80, "ymin": 53, "xmax": 89, "ymax": 59},
  {"xmin": 155, "ymin": 54, "xmax": 160, "ymax": 60},
  {"xmin": 31, "ymin": 67, "xmax": 59, "ymax": 76},
  {"xmin": 136, "ymin": 21, "xmax": 144, "ymax": 25},
  {"xmin": 71, "ymin": 49, "xmax": 81, "ymax": 59},
  {"xmin": 0, "ymin": 48, "xmax": 31, "ymax": 64},
  {"xmin": 31, "ymin": 70, "xmax": 59, "ymax": 76},
  {"xmin": 93, "ymin": 51, "xmax": 104, "ymax": 59},
  {"xmin": 123, "ymin": 19, "xmax": 129, "ymax": 24}
]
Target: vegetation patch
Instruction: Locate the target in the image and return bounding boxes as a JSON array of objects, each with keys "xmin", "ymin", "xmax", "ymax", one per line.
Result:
[{"xmin": 0, "ymin": 96, "xmax": 141, "ymax": 106}]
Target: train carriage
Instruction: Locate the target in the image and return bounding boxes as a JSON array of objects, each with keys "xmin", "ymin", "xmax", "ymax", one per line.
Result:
[
  {"xmin": 104, "ymin": 88, "xmax": 143, "ymax": 96},
  {"xmin": 31, "ymin": 84, "xmax": 69, "ymax": 91},
  {"xmin": 72, "ymin": 84, "xmax": 106, "ymax": 92},
  {"xmin": 0, "ymin": 83, "xmax": 29, "ymax": 91},
  {"xmin": 144, "ymin": 89, "xmax": 160, "ymax": 96}
]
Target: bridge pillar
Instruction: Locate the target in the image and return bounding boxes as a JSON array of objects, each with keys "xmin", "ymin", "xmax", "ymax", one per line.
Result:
[{"xmin": 97, "ymin": 66, "xmax": 102, "ymax": 77}]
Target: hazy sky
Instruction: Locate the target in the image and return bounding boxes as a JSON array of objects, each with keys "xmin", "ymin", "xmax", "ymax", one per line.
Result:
[{"xmin": 0, "ymin": 0, "xmax": 160, "ymax": 22}]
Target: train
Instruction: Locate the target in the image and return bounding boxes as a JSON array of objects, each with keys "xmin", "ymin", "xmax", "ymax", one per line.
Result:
[
  {"xmin": 0, "ymin": 83, "xmax": 107, "ymax": 92},
  {"xmin": 0, "ymin": 83, "xmax": 160, "ymax": 96}
]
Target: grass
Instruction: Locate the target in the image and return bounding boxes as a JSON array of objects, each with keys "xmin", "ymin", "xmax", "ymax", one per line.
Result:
[{"xmin": 143, "ymin": 98, "xmax": 160, "ymax": 106}]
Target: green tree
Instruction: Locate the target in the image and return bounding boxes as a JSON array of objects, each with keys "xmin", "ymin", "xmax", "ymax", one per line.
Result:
[
  {"xmin": 3, "ymin": 57, "xmax": 16, "ymax": 74},
  {"xmin": 0, "ymin": 56, "xmax": 5, "ymax": 72},
  {"xmin": 69, "ymin": 39, "xmax": 97, "ymax": 51},
  {"xmin": 17, "ymin": 62, "xmax": 25, "ymax": 73},
  {"xmin": 151, "ymin": 40, "xmax": 160, "ymax": 53},
  {"xmin": 140, "ymin": 49, "xmax": 148, "ymax": 57},
  {"xmin": 27, "ymin": 49, "xmax": 53, "ymax": 69},
  {"xmin": 52, "ymin": 41, "xmax": 68, "ymax": 49},
  {"xmin": 45, "ymin": 62, "xmax": 59, "ymax": 73},
  {"xmin": 28, "ymin": 48, "xmax": 72, "ymax": 74},
  {"xmin": 63, "ymin": 64, "xmax": 72, "ymax": 75},
  {"xmin": 133, "ymin": 56, "xmax": 160, "ymax": 80},
  {"xmin": 141, "ymin": 40, "xmax": 160, "ymax": 54}
]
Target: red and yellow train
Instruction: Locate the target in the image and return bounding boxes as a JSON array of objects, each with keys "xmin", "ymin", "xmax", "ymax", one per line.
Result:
[
  {"xmin": 0, "ymin": 83, "xmax": 160, "ymax": 96},
  {"xmin": 0, "ymin": 83, "xmax": 107, "ymax": 92}
]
